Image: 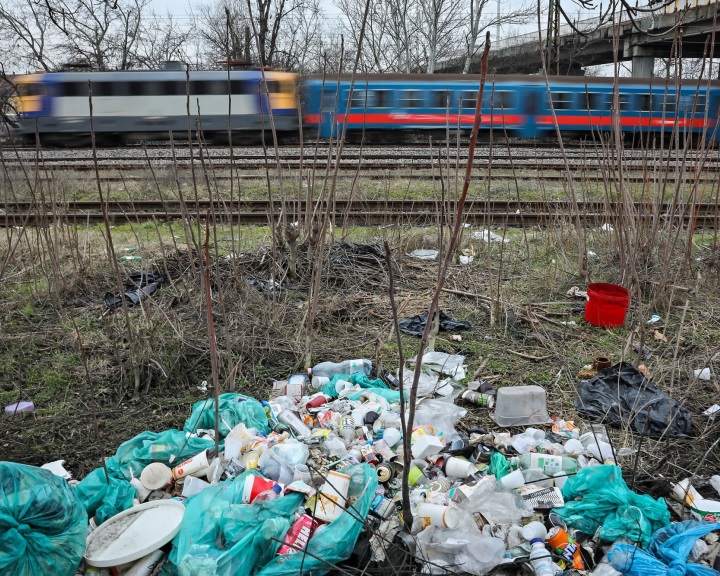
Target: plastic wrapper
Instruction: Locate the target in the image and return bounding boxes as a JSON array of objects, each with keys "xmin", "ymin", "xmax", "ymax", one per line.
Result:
[
  {"xmin": 608, "ymin": 520, "xmax": 720, "ymax": 576},
  {"xmin": 411, "ymin": 398, "xmax": 467, "ymax": 443},
  {"xmin": 184, "ymin": 393, "xmax": 269, "ymax": 439},
  {"xmin": 575, "ymin": 362, "xmax": 692, "ymax": 438},
  {"xmin": 554, "ymin": 465, "xmax": 670, "ymax": 547},
  {"xmin": 489, "ymin": 451, "xmax": 511, "ymax": 480},
  {"xmin": 0, "ymin": 462, "xmax": 87, "ymax": 576},
  {"xmin": 321, "ymin": 372, "xmax": 389, "ymax": 399},
  {"xmin": 258, "ymin": 439, "xmax": 310, "ymax": 485}
]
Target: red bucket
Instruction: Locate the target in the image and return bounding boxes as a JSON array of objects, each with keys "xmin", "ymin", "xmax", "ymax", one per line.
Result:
[{"xmin": 585, "ymin": 283, "xmax": 630, "ymax": 328}]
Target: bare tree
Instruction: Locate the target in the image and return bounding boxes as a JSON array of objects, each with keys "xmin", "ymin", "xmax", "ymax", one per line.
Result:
[
  {"xmin": 0, "ymin": 0, "xmax": 58, "ymax": 72},
  {"xmin": 195, "ymin": 0, "xmax": 319, "ymax": 69},
  {"xmin": 335, "ymin": 0, "xmax": 421, "ymax": 73},
  {"xmin": 418, "ymin": 0, "xmax": 464, "ymax": 73},
  {"xmin": 134, "ymin": 12, "xmax": 193, "ymax": 69},
  {"xmin": 462, "ymin": 0, "xmax": 533, "ymax": 73}
]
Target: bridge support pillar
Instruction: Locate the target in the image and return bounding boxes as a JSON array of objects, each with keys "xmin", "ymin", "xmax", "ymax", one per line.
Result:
[{"xmin": 632, "ymin": 55, "xmax": 655, "ymax": 78}]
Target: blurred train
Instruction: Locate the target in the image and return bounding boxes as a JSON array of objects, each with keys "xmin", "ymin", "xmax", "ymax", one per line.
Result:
[{"xmin": 12, "ymin": 69, "xmax": 720, "ymax": 145}]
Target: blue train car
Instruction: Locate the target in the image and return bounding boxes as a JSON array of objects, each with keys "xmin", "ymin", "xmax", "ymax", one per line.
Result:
[
  {"xmin": 14, "ymin": 69, "xmax": 299, "ymax": 146},
  {"xmin": 303, "ymin": 74, "xmax": 720, "ymax": 143}
]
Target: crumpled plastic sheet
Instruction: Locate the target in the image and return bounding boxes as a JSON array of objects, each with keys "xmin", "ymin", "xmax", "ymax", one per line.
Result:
[
  {"xmin": 168, "ymin": 464, "xmax": 378, "ymax": 576},
  {"xmin": 415, "ymin": 525, "xmax": 506, "ymax": 575},
  {"xmin": 608, "ymin": 520, "xmax": 720, "ymax": 576},
  {"xmin": 411, "ymin": 352, "xmax": 467, "ymax": 381},
  {"xmin": 0, "ymin": 462, "xmax": 88, "ymax": 576},
  {"xmin": 398, "ymin": 311, "xmax": 471, "ymax": 337},
  {"xmin": 104, "ymin": 271, "xmax": 164, "ymax": 310},
  {"xmin": 553, "ymin": 465, "xmax": 670, "ymax": 548},
  {"xmin": 411, "ymin": 398, "xmax": 467, "ymax": 443},
  {"xmin": 575, "ymin": 362, "xmax": 692, "ymax": 438}
]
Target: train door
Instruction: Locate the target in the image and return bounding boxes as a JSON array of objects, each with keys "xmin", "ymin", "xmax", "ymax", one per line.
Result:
[
  {"xmin": 521, "ymin": 87, "xmax": 539, "ymax": 138},
  {"xmin": 320, "ymin": 87, "xmax": 340, "ymax": 138}
]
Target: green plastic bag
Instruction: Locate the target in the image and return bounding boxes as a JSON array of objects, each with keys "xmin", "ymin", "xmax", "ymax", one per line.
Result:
[
  {"xmin": 170, "ymin": 469, "xmax": 303, "ymax": 576},
  {"xmin": 257, "ymin": 464, "xmax": 377, "ymax": 576},
  {"xmin": 554, "ymin": 465, "xmax": 670, "ymax": 548},
  {"xmin": 74, "ymin": 468, "xmax": 135, "ymax": 525},
  {"xmin": 0, "ymin": 462, "xmax": 87, "ymax": 576},
  {"xmin": 184, "ymin": 394, "xmax": 269, "ymax": 438},
  {"xmin": 169, "ymin": 464, "xmax": 378, "ymax": 576},
  {"xmin": 321, "ymin": 372, "xmax": 390, "ymax": 399},
  {"xmin": 108, "ymin": 429, "xmax": 215, "ymax": 480},
  {"xmin": 489, "ymin": 451, "xmax": 511, "ymax": 480}
]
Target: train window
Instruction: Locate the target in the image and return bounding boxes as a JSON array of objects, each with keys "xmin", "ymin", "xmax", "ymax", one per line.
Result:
[
  {"xmin": 190, "ymin": 81, "xmax": 208, "ymax": 95},
  {"xmin": 350, "ymin": 90, "xmax": 369, "ymax": 109},
  {"xmin": 639, "ymin": 94, "xmax": 652, "ymax": 112},
  {"xmin": 266, "ymin": 81, "xmax": 282, "ymax": 94},
  {"xmin": 321, "ymin": 90, "xmax": 336, "ymax": 111},
  {"xmin": 617, "ymin": 94, "xmax": 632, "ymax": 111},
  {"xmin": 62, "ymin": 82, "xmax": 88, "ymax": 97},
  {"xmin": 128, "ymin": 82, "xmax": 145, "ymax": 96},
  {"xmin": 159, "ymin": 81, "xmax": 186, "ymax": 96},
  {"xmin": 688, "ymin": 93, "xmax": 706, "ymax": 115},
  {"xmin": 460, "ymin": 91, "xmax": 477, "ymax": 109},
  {"xmin": 431, "ymin": 91, "xmax": 449, "ymax": 109},
  {"xmin": 584, "ymin": 92, "xmax": 605, "ymax": 111},
  {"xmin": 492, "ymin": 91, "xmax": 512, "ymax": 109},
  {"xmin": 551, "ymin": 92, "xmax": 573, "ymax": 110},
  {"xmin": 401, "ymin": 90, "xmax": 423, "ymax": 108},
  {"xmin": 91, "ymin": 82, "xmax": 114, "ymax": 97},
  {"xmin": 374, "ymin": 90, "xmax": 392, "ymax": 108},
  {"xmin": 230, "ymin": 80, "xmax": 250, "ymax": 94},
  {"xmin": 660, "ymin": 94, "xmax": 677, "ymax": 114}
]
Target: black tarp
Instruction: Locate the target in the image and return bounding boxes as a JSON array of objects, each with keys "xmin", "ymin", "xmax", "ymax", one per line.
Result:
[
  {"xmin": 398, "ymin": 311, "xmax": 471, "ymax": 338},
  {"xmin": 575, "ymin": 362, "xmax": 692, "ymax": 438}
]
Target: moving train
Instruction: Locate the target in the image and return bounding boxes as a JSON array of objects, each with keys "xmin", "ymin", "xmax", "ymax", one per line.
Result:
[{"xmin": 12, "ymin": 69, "xmax": 720, "ymax": 145}]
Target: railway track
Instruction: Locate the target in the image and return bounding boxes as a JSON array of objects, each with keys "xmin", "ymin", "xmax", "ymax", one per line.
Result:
[{"xmin": 2, "ymin": 199, "xmax": 717, "ymax": 228}]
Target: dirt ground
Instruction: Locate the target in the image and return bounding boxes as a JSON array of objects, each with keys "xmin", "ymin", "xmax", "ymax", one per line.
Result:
[{"xmin": 1, "ymin": 217, "xmax": 718, "ymax": 491}]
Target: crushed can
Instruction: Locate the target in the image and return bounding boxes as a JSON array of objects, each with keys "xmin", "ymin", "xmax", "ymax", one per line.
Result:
[
  {"xmin": 460, "ymin": 390, "xmax": 495, "ymax": 407},
  {"xmin": 278, "ymin": 514, "xmax": 319, "ymax": 555},
  {"xmin": 369, "ymin": 494, "xmax": 396, "ymax": 519}
]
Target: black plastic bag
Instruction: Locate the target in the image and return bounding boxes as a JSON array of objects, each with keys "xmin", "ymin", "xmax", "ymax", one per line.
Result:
[
  {"xmin": 104, "ymin": 271, "xmax": 164, "ymax": 310},
  {"xmin": 575, "ymin": 362, "xmax": 692, "ymax": 437},
  {"xmin": 398, "ymin": 311, "xmax": 471, "ymax": 337}
]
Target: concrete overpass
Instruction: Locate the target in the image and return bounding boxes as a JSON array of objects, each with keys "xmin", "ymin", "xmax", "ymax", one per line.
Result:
[{"xmin": 436, "ymin": 2, "xmax": 720, "ymax": 77}]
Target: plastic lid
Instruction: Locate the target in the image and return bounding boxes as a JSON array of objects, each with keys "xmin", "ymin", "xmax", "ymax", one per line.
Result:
[
  {"xmin": 84, "ymin": 500, "xmax": 185, "ymax": 567},
  {"xmin": 272, "ymin": 484, "xmax": 283, "ymax": 494}
]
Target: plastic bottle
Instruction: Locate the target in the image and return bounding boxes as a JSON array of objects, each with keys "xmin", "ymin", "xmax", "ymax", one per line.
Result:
[
  {"xmin": 515, "ymin": 452, "xmax": 578, "ymax": 476},
  {"xmin": 311, "ymin": 359, "xmax": 372, "ymax": 378},
  {"xmin": 529, "ymin": 538, "xmax": 554, "ymax": 576},
  {"xmin": 253, "ymin": 484, "xmax": 283, "ymax": 503}
]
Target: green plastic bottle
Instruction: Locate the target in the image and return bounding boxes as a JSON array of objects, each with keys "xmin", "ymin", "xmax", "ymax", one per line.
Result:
[{"xmin": 515, "ymin": 452, "xmax": 578, "ymax": 476}]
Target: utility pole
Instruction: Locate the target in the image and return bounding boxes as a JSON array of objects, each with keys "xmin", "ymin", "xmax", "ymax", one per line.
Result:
[
  {"xmin": 544, "ymin": 0, "xmax": 561, "ymax": 75},
  {"xmin": 496, "ymin": 0, "xmax": 500, "ymax": 45}
]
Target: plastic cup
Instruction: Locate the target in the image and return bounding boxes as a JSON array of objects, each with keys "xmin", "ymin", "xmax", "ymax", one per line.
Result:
[
  {"xmin": 314, "ymin": 470, "xmax": 351, "ymax": 523},
  {"xmin": 140, "ymin": 463, "xmax": 172, "ymax": 490},
  {"xmin": 500, "ymin": 469, "xmax": 525, "ymax": 490},
  {"xmin": 521, "ymin": 520, "xmax": 548, "ymax": 541},
  {"xmin": 382, "ymin": 427, "xmax": 402, "ymax": 448},
  {"xmin": 444, "ymin": 457, "xmax": 475, "ymax": 479},
  {"xmin": 553, "ymin": 472, "xmax": 569, "ymax": 489},
  {"xmin": 242, "ymin": 475, "xmax": 279, "ymax": 504},
  {"xmin": 563, "ymin": 439, "xmax": 584, "ymax": 456},
  {"xmin": 171, "ymin": 450, "xmax": 209, "ymax": 480},
  {"xmin": 224, "ymin": 437, "xmax": 243, "ymax": 460},
  {"xmin": 416, "ymin": 503, "xmax": 461, "ymax": 529}
]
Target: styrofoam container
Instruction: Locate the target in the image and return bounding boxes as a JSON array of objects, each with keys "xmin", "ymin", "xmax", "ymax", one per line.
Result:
[
  {"xmin": 491, "ymin": 385, "xmax": 553, "ymax": 427},
  {"xmin": 411, "ymin": 435, "xmax": 444, "ymax": 459},
  {"xmin": 84, "ymin": 500, "xmax": 185, "ymax": 567}
]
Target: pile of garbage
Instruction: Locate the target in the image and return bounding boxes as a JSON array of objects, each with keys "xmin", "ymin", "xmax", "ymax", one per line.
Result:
[{"xmin": 1, "ymin": 355, "xmax": 719, "ymax": 576}]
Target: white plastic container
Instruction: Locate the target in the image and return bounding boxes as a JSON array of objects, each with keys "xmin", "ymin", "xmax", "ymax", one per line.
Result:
[
  {"xmin": 313, "ymin": 470, "xmax": 351, "ymax": 523},
  {"xmin": 415, "ymin": 502, "xmax": 461, "ymax": 529},
  {"xmin": 491, "ymin": 386, "xmax": 553, "ymax": 427}
]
